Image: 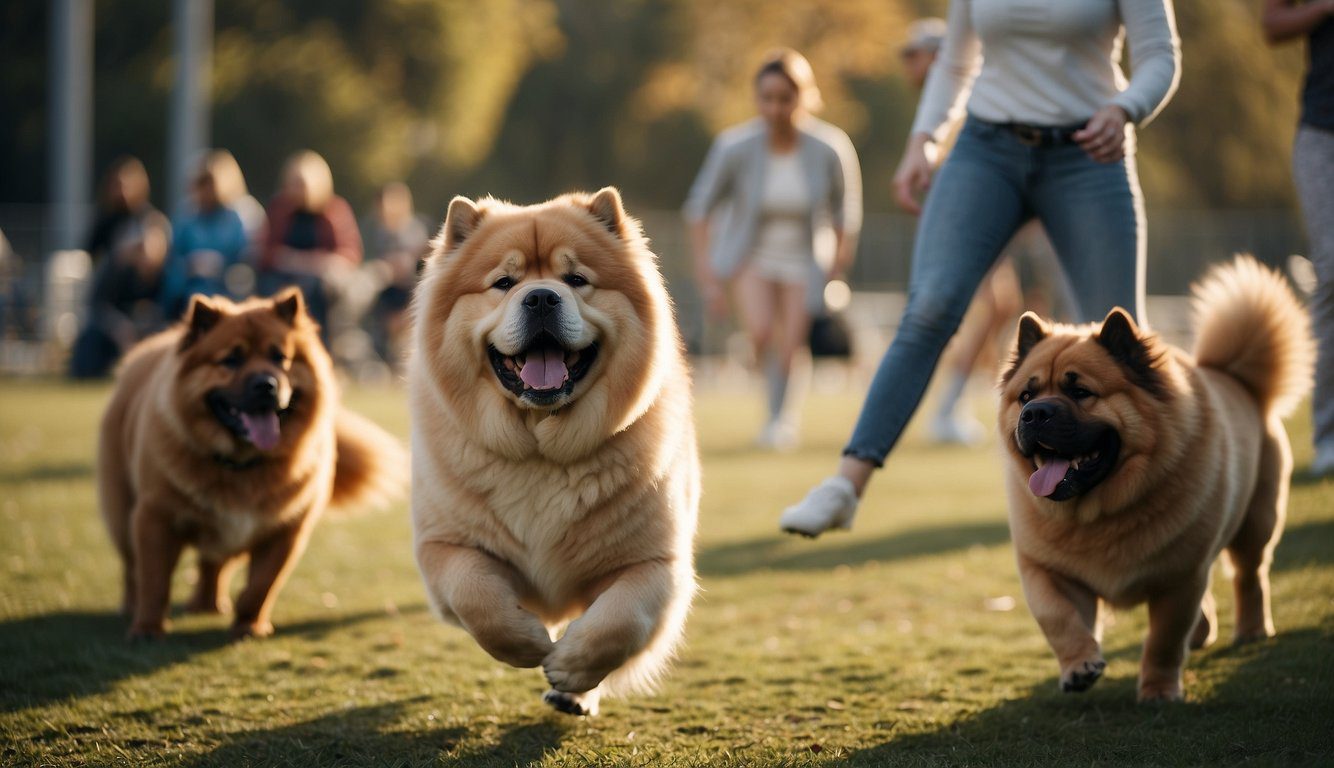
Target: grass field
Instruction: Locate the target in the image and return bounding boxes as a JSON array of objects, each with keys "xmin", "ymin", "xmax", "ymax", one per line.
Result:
[{"xmin": 1, "ymin": 379, "xmax": 1331, "ymax": 767}]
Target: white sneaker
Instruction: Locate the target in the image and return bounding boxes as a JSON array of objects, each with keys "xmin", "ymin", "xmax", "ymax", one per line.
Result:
[
  {"xmin": 1313, "ymin": 439, "xmax": 1334, "ymax": 477},
  {"xmin": 929, "ymin": 411, "xmax": 987, "ymax": 446},
  {"xmin": 755, "ymin": 419, "xmax": 800, "ymax": 452},
  {"xmin": 780, "ymin": 476, "xmax": 859, "ymax": 538}
]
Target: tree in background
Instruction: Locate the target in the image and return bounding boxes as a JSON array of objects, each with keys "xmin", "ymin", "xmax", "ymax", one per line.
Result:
[{"xmin": 0, "ymin": 0, "xmax": 1309, "ymax": 216}]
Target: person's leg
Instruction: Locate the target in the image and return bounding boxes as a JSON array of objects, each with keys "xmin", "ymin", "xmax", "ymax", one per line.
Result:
[
  {"xmin": 1293, "ymin": 125, "xmax": 1334, "ymax": 469},
  {"xmin": 732, "ymin": 263, "xmax": 787, "ymax": 443},
  {"xmin": 782, "ymin": 124, "xmax": 1028, "ymax": 535},
  {"xmin": 931, "ymin": 255, "xmax": 1022, "ymax": 444},
  {"xmin": 842, "ymin": 137, "xmax": 1028, "ymax": 471},
  {"xmin": 769, "ymin": 279, "xmax": 813, "ymax": 445},
  {"xmin": 1030, "ymin": 139, "xmax": 1145, "ymax": 324}
]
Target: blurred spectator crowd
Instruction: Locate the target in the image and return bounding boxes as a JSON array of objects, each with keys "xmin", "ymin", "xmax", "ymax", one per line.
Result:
[{"xmin": 49, "ymin": 150, "xmax": 430, "ymax": 380}]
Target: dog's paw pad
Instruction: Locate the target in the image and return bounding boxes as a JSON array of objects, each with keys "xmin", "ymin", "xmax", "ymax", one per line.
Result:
[
  {"xmin": 1060, "ymin": 659, "xmax": 1106, "ymax": 693},
  {"xmin": 543, "ymin": 689, "xmax": 598, "ymax": 717}
]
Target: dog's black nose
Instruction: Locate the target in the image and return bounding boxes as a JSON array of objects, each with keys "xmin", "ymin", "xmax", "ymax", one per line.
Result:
[
  {"xmin": 1021, "ymin": 400, "xmax": 1058, "ymax": 425},
  {"xmin": 522, "ymin": 288, "xmax": 561, "ymax": 315},
  {"xmin": 246, "ymin": 374, "xmax": 279, "ymax": 401}
]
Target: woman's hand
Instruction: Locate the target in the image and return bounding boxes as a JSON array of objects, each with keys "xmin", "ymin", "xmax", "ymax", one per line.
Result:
[
  {"xmin": 892, "ymin": 133, "xmax": 937, "ymax": 215},
  {"xmin": 1073, "ymin": 105, "xmax": 1130, "ymax": 163}
]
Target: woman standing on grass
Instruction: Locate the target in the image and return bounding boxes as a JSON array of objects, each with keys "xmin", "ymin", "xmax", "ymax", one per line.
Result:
[
  {"xmin": 781, "ymin": 0, "xmax": 1181, "ymax": 536},
  {"xmin": 685, "ymin": 49, "xmax": 863, "ymax": 451}
]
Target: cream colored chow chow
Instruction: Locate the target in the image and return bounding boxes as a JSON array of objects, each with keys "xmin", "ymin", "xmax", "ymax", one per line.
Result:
[{"xmin": 408, "ymin": 188, "xmax": 699, "ymax": 716}]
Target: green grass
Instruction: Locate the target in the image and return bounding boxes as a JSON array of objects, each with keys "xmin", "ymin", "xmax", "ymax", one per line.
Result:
[{"xmin": 1, "ymin": 379, "xmax": 1331, "ymax": 767}]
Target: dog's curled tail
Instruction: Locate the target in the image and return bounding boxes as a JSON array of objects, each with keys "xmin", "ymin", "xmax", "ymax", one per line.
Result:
[
  {"xmin": 330, "ymin": 409, "xmax": 409, "ymax": 513},
  {"xmin": 1192, "ymin": 254, "xmax": 1314, "ymax": 418}
]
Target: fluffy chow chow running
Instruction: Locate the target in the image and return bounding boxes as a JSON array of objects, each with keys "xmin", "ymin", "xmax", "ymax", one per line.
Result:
[
  {"xmin": 999, "ymin": 256, "xmax": 1314, "ymax": 702},
  {"xmin": 98, "ymin": 289, "xmax": 406, "ymax": 641},
  {"xmin": 409, "ymin": 188, "xmax": 699, "ymax": 716}
]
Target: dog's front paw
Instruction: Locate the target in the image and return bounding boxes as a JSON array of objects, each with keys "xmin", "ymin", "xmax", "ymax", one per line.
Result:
[
  {"xmin": 543, "ymin": 688, "xmax": 600, "ymax": 717},
  {"xmin": 472, "ymin": 624, "xmax": 554, "ymax": 669},
  {"xmin": 1137, "ymin": 679, "xmax": 1183, "ymax": 703},
  {"xmin": 229, "ymin": 620, "xmax": 274, "ymax": 641},
  {"xmin": 1059, "ymin": 658, "xmax": 1106, "ymax": 693},
  {"xmin": 126, "ymin": 621, "xmax": 167, "ymax": 642},
  {"xmin": 1232, "ymin": 627, "xmax": 1275, "ymax": 646},
  {"xmin": 543, "ymin": 649, "xmax": 613, "ymax": 694}
]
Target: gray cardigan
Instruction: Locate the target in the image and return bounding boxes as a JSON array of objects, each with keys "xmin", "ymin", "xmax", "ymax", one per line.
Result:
[{"xmin": 683, "ymin": 116, "xmax": 862, "ymax": 281}]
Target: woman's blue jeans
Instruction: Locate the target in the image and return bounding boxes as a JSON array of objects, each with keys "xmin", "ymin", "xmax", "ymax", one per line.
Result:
[{"xmin": 844, "ymin": 116, "xmax": 1146, "ymax": 466}]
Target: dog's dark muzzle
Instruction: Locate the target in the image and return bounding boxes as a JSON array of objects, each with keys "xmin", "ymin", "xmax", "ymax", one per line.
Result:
[{"xmin": 1016, "ymin": 399, "xmax": 1084, "ymax": 456}]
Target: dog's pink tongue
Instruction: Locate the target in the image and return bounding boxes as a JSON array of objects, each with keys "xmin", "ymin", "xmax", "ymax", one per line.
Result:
[
  {"xmin": 519, "ymin": 348, "xmax": 569, "ymax": 390},
  {"xmin": 1029, "ymin": 459, "xmax": 1071, "ymax": 497},
  {"xmin": 240, "ymin": 411, "xmax": 281, "ymax": 451}
]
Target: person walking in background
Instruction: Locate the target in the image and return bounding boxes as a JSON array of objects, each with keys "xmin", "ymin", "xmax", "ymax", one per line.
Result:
[
  {"xmin": 1263, "ymin": 0, "xmax": 1334, "ymax": 475},
  {"xmin": 685, "ymin": 48, "xmax": 863, "ymax": 450},
  {"xmin": 258, "ymin": 150, "xmax": 362, "ymax": 332},
  {"xmin": 781, "ymin": 0, "xmax": 1181, "ymax": 536},
  {"xmin": 159, "ymin": 152, "xmax": 249, "ymax": 319},
  {"xmin": 362, "ymin": 181, "xmax": 428, "ymax": 368},
  {"xmin": 68, "ymin": 157, "xmax": 171, "ymax": 379}
]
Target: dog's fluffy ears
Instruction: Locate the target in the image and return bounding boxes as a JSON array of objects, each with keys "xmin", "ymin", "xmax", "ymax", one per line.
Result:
[
  {"xmin": 1002, "ymin": 308, "xmax": 1168, "ymax": 395},
  {"xmin": 1001, "ymin": 311, "xmax": 1052, "ymax": 384},
  {"xmin": 435, "ymin": 196, "xmax": 485, "ymax": 255},
  {"xmin": 431, "ymin": 187, "xmax": 637, "ymax": 259},
  {"xmin": 1095, "ymin": 308, "xmax": 1168, "ymax": 396}
]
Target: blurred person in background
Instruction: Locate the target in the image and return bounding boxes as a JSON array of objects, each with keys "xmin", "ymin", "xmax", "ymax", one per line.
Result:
[
  {"xmin": 159, "ymin": 152, "xmax": 249, "ymax": 319},
  {"xmin": 208, "ymin": 148, "xmax": 266, "ymax": 244},
  {"xmin": 258, "ymin": 150, "xmax": 362, "ymax": 334},
  {"xmin": 782, "ymin": 0, "xmax": 1181, "ymax": 537},
  {"xmin": 68, "ymin": 157, "xmax": 171, "ymax": 379},
  {"xmin": 362, "ymin": 181, "xmax": 428, "ymax": 369},
  {"xmin": 1264, "ymin": 0, "xmax": 1334, "ymax": 475},
  {"xmin": 685, "ymin": 48, "xmax": 863, "ymax": 450}
]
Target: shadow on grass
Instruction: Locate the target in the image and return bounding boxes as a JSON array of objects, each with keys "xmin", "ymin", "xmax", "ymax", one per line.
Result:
[
  {"xmin": 0, "ymin": 606, "xmax": 424, "ymax": 714},
  {"xmin": 1290, "ymin": 468, "xmax": 1333, "ymax": 488},
  {"xmin": 177, "ymin": 700, "xmax": 566, "ymax": 768},
  {"xmin": 0, "ymin": 460, "xmax": 94, "ymax": 484},
  {"xmin": 1272, "ymin": 517, "xmax": 1334, "ymax": 573},
  {"xmin": 844, "ymin": 628, "xmax": 1333, "ymax": 767},
  {"xmin": 698, "ymin": 521, "xmax": 1010, "ymax": 577}
]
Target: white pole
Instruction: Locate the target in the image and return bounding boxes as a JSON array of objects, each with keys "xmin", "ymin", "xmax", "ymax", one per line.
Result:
[
  {"xmin": 47, "ymin": 0, "xmax": 93, "ymax": 252},
  {"xmin": 167, "ymin": 0, "xmax": 213, "ymax": 219}
]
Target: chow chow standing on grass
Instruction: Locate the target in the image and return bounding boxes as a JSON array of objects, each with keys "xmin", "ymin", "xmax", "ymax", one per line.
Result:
[
  {"xmin": 999, "ymin": 256, "xmax": 1314, "ymax": 701},
  {"xmin": 98, "ymin": 289, "xmax": 406, "ymax": 641},
  {"xmin": 409, "ymin": 188, "xmax": 699, "ymax": 716}
]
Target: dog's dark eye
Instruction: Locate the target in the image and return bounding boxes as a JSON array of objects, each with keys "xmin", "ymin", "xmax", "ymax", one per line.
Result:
[
  {"xmin": 1019, "ymin": 390, "xmax": 1034, "ymax": 404},
  {"xmin": 563, "ymin": 273, "xmax": 589, "ymax": 288},
  {"xmin": 1071, "ymin": 388, "xmax": 1095, "ymax": 400},
  {"xmin": 270, "ymin": 347, "xmax": 287, "ymax": 365},
  {"xmin": 492, "ymin": 276, "xmax": 516, "ymax": 291},
  {"xmin": 220, "ymin": 348, "xmax": 244, "ymax": 369}
]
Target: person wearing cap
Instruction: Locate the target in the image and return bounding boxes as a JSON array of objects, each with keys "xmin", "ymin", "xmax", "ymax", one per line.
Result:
[
  {"xmin": 900, "ymin": 18, "xmax": 947, "ymax": 91},
  {"xmin": 781, "ymin": 0, "xmax": 1181, "ymax": 537}
]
